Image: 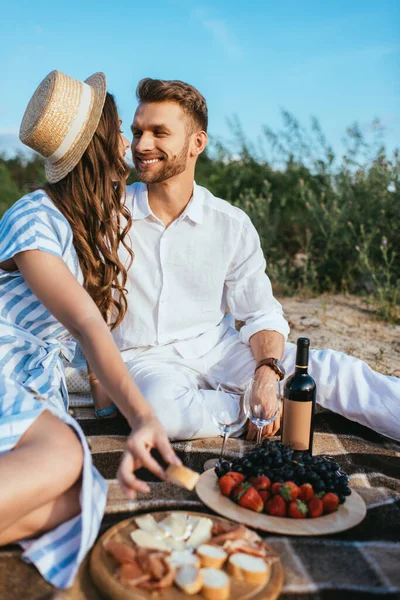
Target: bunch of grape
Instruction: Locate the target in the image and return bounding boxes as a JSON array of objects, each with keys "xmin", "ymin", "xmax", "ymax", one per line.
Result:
[{"xmin": 215, "ymin": 440, "xmax": 351, "ymax": 505}]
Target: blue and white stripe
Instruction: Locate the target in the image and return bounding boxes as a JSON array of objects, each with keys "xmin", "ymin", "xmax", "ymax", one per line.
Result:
[{"xmin": 0, "ymin": 191, "xmax": 107, "ymax": 588}]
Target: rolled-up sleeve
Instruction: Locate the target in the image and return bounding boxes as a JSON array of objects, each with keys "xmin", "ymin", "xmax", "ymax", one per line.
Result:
[{"xmin": 225, "ymin": 214, "xmax": 290, "ymax": 344}]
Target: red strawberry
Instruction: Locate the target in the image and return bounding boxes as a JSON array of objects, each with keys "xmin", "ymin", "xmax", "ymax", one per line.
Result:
[
  {"xmin": 265, "ymin": 495, "xmax": 287, "ymax": 517},
  {"xmin": 288, "ymin": 499, "xmax": 308, "ymax": 519},
  {"xmin": 271, "ymin": 482, "xmax": 283, "ymax": 496},
  {"xmin": 251, "ymin": 476, "xmax": 271, "ymax": 491},
  {"xmin": 232, "ymin": 482, "xmax": 264, "ymax": 513},
  {"xmin": 308, "ymin": 497, "xmax": 323, "ymax": 518},
  {"xmin": 279, "ymin": 481, "xmax": 300, "ymax": 502},
  {"xmin": 218, "ymin": 472, "xmax": 245, "ymax": 497},
  {"xmin": 322, "ymin": 493, "xmax": 340, "ymax": 514},
  {"xmin": 259, "ymin": 490, "xmax": 271, "ymax": 505},
  {"xmin": 299, "ymin": 483, "xmax": 315, "ymax": 503}
]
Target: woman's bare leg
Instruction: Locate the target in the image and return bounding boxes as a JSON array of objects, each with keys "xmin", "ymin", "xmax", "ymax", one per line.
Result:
[
  {"xmin": 0, "ymin": 480, "xmax": 81, "ymax": 545},
  {"xmin": 0, "ymin": 410, "xmax": 84, "ymax": 541}
]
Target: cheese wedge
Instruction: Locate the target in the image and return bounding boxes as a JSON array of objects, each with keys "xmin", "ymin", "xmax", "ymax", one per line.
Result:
[
  {"xmin": 164, "ymin": 537, "xmax": 187, "ymax": 551},
  {"xmin": 197, "ymin": 544, "xmax": 227, "ymax": 569},
  {"xmin": 186, "ymin": 517, "xmax": 213, "ymax": 549},
  {"xmin": 227, "ymin": 553, "xmax": 269, "ymax": 586},
  {"xmin": 166, "ymin": 464, "xmax": 200, "ymax": 490},
  {"xmin": 134, "ymin": 514, "xmax": 160, "ymax": 534},
  {"xmin": 201, "ymin": 568, "xmax": 230, "ymax": 600},
  {"xmin": 159, "ymin": 514, "xmax": 188, "ymax": 540},
  {"xmin": 175, "ymin": 565, "xmax": 203, "ymax": 595},
  {"xmin": 130, "ymin": 529, "xmax": 168, "ymax": 551}
]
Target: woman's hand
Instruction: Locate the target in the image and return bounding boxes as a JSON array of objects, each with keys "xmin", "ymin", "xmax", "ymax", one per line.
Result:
[{"xmin": 117, "ymin": 413, "xmax": 181, "ymax": 499}]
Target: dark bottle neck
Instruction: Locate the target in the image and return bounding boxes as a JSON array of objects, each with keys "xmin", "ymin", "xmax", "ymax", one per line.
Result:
[{"xmin": 295, "ymin": 339, "xmax": 310, "ymax": 373}]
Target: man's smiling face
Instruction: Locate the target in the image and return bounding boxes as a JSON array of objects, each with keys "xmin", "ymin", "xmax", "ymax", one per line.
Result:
[{"xmin": 131, "ymin": 101, "xmax": 192, "ymax": 184}]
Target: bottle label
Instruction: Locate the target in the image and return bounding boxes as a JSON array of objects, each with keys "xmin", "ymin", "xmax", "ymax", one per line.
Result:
[{"xmin": 282, "ymin": 398, "xmax": 312, "ymax": 450}]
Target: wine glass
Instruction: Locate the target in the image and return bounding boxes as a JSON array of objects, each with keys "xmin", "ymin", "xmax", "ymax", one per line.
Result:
[
  {"xmin": 244, "ymin": 377, "xmax": 281, "ymax": 445},
  {"xmin": 203, "ymin": 384, "xmax": 247, "ymax": 471}
]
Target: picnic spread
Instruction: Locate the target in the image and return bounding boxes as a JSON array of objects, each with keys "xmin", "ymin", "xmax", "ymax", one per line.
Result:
[{"xmin": 0, "ymin": 401, "xmax": 399, "ymax": 599}]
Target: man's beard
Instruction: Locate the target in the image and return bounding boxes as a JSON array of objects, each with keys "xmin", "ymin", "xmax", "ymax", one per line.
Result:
[{"xmin": 135, "ymin": 137, "xmax": 190, "ymax": 184}]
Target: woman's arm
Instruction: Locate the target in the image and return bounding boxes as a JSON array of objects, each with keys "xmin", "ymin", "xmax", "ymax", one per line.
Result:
[{"xmin": 14, "ymin": 249, "xmax": 180, "ymax": 493}]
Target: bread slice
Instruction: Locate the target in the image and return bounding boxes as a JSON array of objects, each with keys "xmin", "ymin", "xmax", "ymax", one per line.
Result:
[
  {"xmin": 227, "ymin": 552, "xmax": 269, "ymax": 586},
  {"xmin": 196, "ymin": 544, "xmax": 227, "ymax": 569},
  {"xmin": 201, "ymin": 568, "xmax": 230, "ymax": 600},
  {"xmin": 175, "ymin": 565, "xmax": 203, "ymax": 595},
  {"xmin": 165, "ymin": 465, "xmax": 200, "ymax": 490}
]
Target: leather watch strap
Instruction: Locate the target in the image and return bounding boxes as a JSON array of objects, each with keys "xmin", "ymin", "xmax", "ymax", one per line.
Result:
[{"xmin": 255, "ymin": 357, "xmax": 285, "ymax": 380}]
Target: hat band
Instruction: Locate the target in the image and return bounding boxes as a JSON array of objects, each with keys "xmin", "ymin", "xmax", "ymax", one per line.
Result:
[{"xmin": 47, "ymin": 82, "xmax": 93, "ymax": 164}]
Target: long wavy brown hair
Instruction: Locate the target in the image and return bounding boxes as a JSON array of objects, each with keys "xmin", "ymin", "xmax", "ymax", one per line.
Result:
[{"xmin": 44, "ymin": 93, "xmax": 133, "ymax": 330}]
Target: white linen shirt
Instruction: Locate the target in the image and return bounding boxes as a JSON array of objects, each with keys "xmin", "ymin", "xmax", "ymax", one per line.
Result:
[{"xmin": 112, "ymin": 182, "xmax": 290, "ymax": 359}]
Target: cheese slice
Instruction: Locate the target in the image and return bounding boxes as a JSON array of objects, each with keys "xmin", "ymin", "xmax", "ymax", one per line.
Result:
[
  {"xmin": 134, "ymin": 514, "xmax": 160, "ymax": 534},
  {"xmin": 130, "ymin": 529, "xmax": 168, "ymax": 551},
  {"xmin": 159, "ymin": 515, "xmax": 188, "ymax": 540},
  {"xmin": 164, "ymin": 537, "xmax": 187, "ymax": 551},
  {"xmin": 186, "ymin": 517, "xmax": 213, "ymax": 549}
]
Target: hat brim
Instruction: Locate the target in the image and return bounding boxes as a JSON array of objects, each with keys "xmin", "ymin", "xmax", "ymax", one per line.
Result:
[{"xmin": 44, "ymin": 72, "xmax": 107, "ymax": 183}]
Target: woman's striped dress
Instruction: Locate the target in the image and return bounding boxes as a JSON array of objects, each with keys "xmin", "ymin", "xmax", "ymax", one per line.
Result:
[{"xmin": 0, "ymin": 191, "xmax": 107, "ymax": 588}]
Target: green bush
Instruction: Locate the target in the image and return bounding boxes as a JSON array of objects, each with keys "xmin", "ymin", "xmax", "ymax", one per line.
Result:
[{"xmin": 1, "ymin": 114, "xmax": 398, "ymax": 322}]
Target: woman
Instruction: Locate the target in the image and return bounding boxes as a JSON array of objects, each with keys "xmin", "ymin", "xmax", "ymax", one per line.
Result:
[{"xmin": 0, "ymin": 70, "xmax": 180, "ymax": 588}]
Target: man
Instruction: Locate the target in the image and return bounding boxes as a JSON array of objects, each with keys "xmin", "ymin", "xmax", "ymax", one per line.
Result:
[{"xmin": 94, "ymin": 78, "xmax": 400, "ymax": 443}]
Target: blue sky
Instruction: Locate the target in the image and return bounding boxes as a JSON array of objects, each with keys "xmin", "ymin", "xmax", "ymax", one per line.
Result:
[{"xmin": 1, "ymin": 0, "xmax": 399, "ymax": 160}]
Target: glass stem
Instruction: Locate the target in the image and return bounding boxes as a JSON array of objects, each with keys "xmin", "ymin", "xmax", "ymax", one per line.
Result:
[
  {"xmin": 256, "ymin": 427, "xmax": 263, "ymax": 445},
  {"xmin": 219, "ymin": 432, "xmax": 229, "ymax": 461}
]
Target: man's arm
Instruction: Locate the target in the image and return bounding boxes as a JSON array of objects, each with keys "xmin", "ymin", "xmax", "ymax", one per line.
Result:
[
  {"xmin": 225, "ymin": 214, "xmax": 289, "ymax": 440},
  {"xmin": 248, "ymin": 330, "xmax": 285, "ymax": 440}
]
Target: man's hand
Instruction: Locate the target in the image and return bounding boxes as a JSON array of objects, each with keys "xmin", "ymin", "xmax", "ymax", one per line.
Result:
[
  {"xmin": 117, "ymin": 413, "xmax": 182, "ymax": 499},
  {"xmin": 246, "ymin": 365, "xmax": 282, "ymax": 441}
]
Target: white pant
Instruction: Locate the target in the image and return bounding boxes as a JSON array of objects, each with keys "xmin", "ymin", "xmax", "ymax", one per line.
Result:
[{"xmin": 125, "ymin": 327, "xmax": 400, "ymax": 442}]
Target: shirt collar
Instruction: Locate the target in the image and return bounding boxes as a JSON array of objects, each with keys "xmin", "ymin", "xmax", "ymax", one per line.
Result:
[
  {"xmin": 130, "ymin": 183, "xmax": 152, "ymax": 220},
  {"xmin": 130, "ymin": 181, "xmax": 204, "ymax": 224}
]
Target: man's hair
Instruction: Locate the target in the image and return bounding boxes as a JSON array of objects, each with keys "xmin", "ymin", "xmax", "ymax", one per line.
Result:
[{"xmin": 136, "ymin": 78, "xmax": 208, "ymax": 133}]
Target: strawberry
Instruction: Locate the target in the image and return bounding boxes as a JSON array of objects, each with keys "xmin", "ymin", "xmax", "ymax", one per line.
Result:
[
  {"xmin": 279, "ymin": 481, "xmax": 300, "ymax": 502},
  {"xmin": 265, "ymin": 495, "xmax": 287, "ymax": 517},
  {"xmin": 322, "ymin": 492, "xmax": 340, "ymax": 514},
  {"xmin": 299, "ymin": 483, "xmax": 315, "ymax": 503},
  {"xmin": 218, "ymin": 472, "xmax": 245, "ymax": 497},
  {"xmin": 259, "ymin": 489, "xmax": 271, "ymax": 504},
  {"xmin": 271, "ymin": 482, "xmax": 283, "ymax": 496},
  {"xmin": 288, "ymin": 499, "xmax": 308, "ymax": 519},
  {"xmin": 232, "ymin": 482, "xmax": 264, "ymax": 512},
  {"xmin": 251, "ymin": 475, "xmax": 271, "ymax": 491},
  {"xmin": 307, "ymin": 497, "xmax": 323, "ymax": 518}
]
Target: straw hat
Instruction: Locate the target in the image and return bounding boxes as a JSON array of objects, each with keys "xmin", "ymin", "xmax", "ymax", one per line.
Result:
[{"xmin": 19, "ymin": 70, "xmax": 107, "ymax": 183}]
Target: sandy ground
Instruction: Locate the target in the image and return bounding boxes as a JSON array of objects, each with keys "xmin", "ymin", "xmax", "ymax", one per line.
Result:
[{"xmin": 280, "ymin": 294, "xmax": 400, "ymax": 378}]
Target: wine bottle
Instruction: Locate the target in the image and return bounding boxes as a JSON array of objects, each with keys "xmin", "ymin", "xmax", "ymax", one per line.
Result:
[{"xmin": 282, "ymin": 337, "xmax": 316, "ymax": 454}]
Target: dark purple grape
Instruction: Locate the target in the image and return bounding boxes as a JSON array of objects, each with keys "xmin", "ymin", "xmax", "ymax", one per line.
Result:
[
  {"xmin": 343, "ymin": 486, "xmax": 352, "ymax": 496},
  {"xmin": 314, "ymin": 480, "xmax": 326, "ymax": 493},
  {"xmin": 215, "ymin": 466, "xmax": 223, "ymax": 478}
]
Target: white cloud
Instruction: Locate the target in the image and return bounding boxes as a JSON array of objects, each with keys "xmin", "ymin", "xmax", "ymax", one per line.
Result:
[{"xmin": 192, "ymin": 7, "xmax": 243, "ymax": 60}]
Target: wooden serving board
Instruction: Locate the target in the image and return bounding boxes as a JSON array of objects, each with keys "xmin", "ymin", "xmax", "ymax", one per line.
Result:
[
  {"xmin": 90, "ymin": 511, "xmax": 284, "ymax": 600},
  {"xmin": 196, "ymin": 469, "xmax": 367, "ymax": 536}
]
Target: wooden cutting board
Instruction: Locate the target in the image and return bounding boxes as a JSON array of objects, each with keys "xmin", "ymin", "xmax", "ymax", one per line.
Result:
[
  {"xmin": 89, "ymin": 511, "xmax": 284, "ymax": 600},
  {"xmin": 196, "ymin": 469, "xmax": 367, "ymax": 536}
]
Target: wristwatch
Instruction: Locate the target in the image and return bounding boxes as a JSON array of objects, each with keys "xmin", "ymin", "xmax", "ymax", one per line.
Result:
[{"xmin": 255, "ymin": 357, "xmax": 286, "ymax": 380}]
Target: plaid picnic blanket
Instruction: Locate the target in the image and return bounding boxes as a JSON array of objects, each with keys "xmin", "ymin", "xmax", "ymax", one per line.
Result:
[{"xmin": 1, "ymin": 400, "xmax": 399, "ymax": 599}]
